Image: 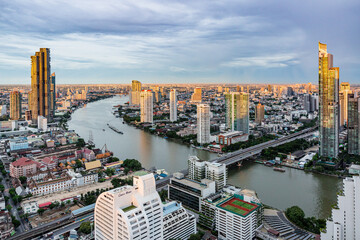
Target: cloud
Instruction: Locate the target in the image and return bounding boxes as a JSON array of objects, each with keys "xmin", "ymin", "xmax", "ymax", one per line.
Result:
[{"xmin": 222, "ymin": 54, "xmax": 300, "ymax": 68}]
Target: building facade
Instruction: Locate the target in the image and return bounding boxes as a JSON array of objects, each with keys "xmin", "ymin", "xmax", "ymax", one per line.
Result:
[
  {"xmin": 140, "ymin": 90, "xmax": 153, "ymax": 123},
  {"xmin": 319, "ymin": 42, "xmax": 339, "ymax": 158},
  {"xmin": 130, "ymin": 80, "xmax": 142, "ymax": 105},
  {"xmin": 10, "ymin": 91, "xmax": 22, "ymax": 120},
  {"xmin": 347, "ymin": 93, "xmax": 360, "ymax": 155},
  {"xmin": 169, "ymin": 89, "xmax": 177, "ymax": 122},
  {"xmin": 255, "ymin": 103, "xmax": 265, "ymax": 124},
  {"xmin": 339, "ymin": 82, "xmax": 351, "ymax": 127},
  {"xmin": 191, "ymin": 87, "xmax": 202, "ymax": 102},
  {"xmin": 321, "ymin": 176, "xmax": 360, "ymax": 240},
  {"xmin": 29, "ymin": 48, "xmax": 53, "ymax": 122},
  {"xmin": 10, "ymin": 157, "xmax": 38, "ymax": 178},
  {"xmin": 197, "ymin": 104, "xmax": 210, "ymax": 144},
  {"xmin": 225, "ymin": 92, "xmax": 249, "ymax": 133}
]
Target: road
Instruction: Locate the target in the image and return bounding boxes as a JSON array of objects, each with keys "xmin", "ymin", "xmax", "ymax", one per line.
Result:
[{"xmin": 214, "ymin": 127, "xmax": 317, "ymax": 166}]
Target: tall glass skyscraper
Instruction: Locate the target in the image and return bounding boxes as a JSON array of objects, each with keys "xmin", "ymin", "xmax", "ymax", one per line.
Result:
[
  {"xmin": 225, "ymin": 92, "xmax": 249, "ymax": 133},
  {"xmin": 319, "ymin": 42, "xmax": 339, "ymax": 158},
  {"xmin": 348, "ymin": 93, "xmax": 359, "ymax": 155}
]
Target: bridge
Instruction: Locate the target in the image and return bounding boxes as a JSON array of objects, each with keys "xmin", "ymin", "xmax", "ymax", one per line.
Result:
[{"xmin": 213, "ymin": 126, "xmax": 318, "ymax": 166}]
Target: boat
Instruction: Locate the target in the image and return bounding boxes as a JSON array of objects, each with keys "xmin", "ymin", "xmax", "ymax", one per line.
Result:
[
  {"xmin": 107, "ymin": 124, "xmax": 124, "ymax": 134},
  {"xmin": 102, "ymin": 129, "xmax": 105, "ymax": 131},
  {"xmin": 273, "ymin": 167, "xmax": 286, "ymax": 172}
]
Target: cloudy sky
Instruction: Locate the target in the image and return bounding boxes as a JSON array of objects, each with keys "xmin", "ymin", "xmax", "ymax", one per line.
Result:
[{"xmin": 0, "ymin": 0, "xmax": 359, "ymax": 84}]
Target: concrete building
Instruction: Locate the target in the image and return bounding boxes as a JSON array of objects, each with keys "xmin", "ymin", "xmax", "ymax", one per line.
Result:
[
  {"xmin": 10, "ymin": 91, "xmax": 22, "ymax": 120},
  {"xmin": 37, "ymin": 115, "xmax": 48, "ymax": 132},
  {"xmin": 0, "ymin": 210, "xmax": 14, "ymax": 240},
  {"xmin": 130, "ymin": 80, "xmax": 142, "ymax": 105},
  {"xmin": 217, "ymin": 131, "xmax": 249, "ymax": 146},
  {"xmin": 95, "ymin": 172, "xmax": 163, "ymax": 240},
  {"xmin": 29, "ymin": 48, "xmax": 53, "ymax": 122},
  {"xmin": 321, "ymin": 176, "xmax": 360, "ymax": 240},
  {"xmin": 140, "ymin": 90, "xmax": 153, "ymax": 123},
  {"xmin": 188, "ymin": 156, "xmax": 206, "ymax": 181},
  {"xmin": 303, "ymin": 94, "xmax": 318, "ymax": 113},
  {"xmin": 225, "ymin": 92, "xmax": 249, "ymax": 133},
  {"xmin": 319, "ymin": 42, "xmax": 339, "ymax": 158},
  {"xmin": 255, "ymin": 103, "xmax": 265, "ymax": 124},
  {"xmin": 169, "ymin": 89, "xmax": 177, "ymax": 122},
  {"xmin": 339, "ymin": 82, "xmax": 351, "ymax": 127},
  {"xmin": 50, "ymin": 72, "xmax": 56, "ymax": 117},
  {"xmin": 10, "ymin": 157, "xmax": 38, "ymax": 178},
  {"xmin": 347, "ymin": 93, "xmax": 360, "ymax": 155},
  {"xmin": 197, "ymin": 104, "xmax": 210, "ymax": 144},
  {"xmin": 191, "ymin": 87, "xmax": 202, "ymax": 102}
]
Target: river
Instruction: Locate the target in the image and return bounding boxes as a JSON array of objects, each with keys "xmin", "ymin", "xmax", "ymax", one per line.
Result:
[{"xmin": 68, "ymin": 95, "xmax": 341, "ymax": 219}]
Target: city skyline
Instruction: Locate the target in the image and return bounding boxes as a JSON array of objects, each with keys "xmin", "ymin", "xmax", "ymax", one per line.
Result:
[{"xmin": 0, "ymin": 0, "xmax": 359, "ymax": 84}]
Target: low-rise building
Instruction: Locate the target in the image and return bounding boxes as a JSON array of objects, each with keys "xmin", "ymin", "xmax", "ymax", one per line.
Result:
[
  {"xmin": 21, "ymin": 201, "xmax": 39, "ymax": 215},
  {"xmin": 217, "ymin": 131, "xmax": 249, "ymax": 146},
  {"xmin": 10, "ymin": 157, "xmax": 38, "ymax": 178},
  {"xmin": 27, "ymin": 172, "xmax": 73, "ymax": 196},
  {"xmin": 0, "ymin": 211, "xmax": 14, "ymax": 240}
]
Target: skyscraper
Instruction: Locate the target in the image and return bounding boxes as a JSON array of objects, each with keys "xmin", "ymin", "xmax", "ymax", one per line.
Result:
[
  {"xmin": 303, "ymin": 94, "xmax": 318, "ymax": 113},
  {"xmin": 50, "ymin": 72, "xmax": 56, "ymax": 118},
  {"xmin": 140, "ymin": 90, "xmax": 153, "ymax": 123},
  {"xmin": 321, "ymin": 176, "xmax": 360, "ymax": 240},
  {"xmin": 191, "ymin": 87, "xmax": 202, "ymax": 102},
  {"xmin": 319, "ymin": 42, "xmax": 339, "ymax": 158},
  {"xmin": 197, "ymin": 104, "xmax": 210, "ymax": 144},
  {"xmin": 169, "ymin": 89, "xmax": 177, "ymax": 122},
  {"xmin": 255, "ymin": 103, "xmax": 265, "ymax": 124},
  {"xmin": 225, "ymin": 92, "xmax": 249, "ymax": 133},
  {"xmin": 347, "ymin": 93, "xmax": 360, "ymax": 155},
  {"xmin": 130, "ymin": 80, "xmax": 142, "ymax": 105},
  {"xmin": 10, "ymin": 91, "xmax": 21, "ymax": 120},
  {"xmin": 29, "ymin": 48, "xmax": 52, "ymax": 122},
  {"xmin": 339, "ymin": 82, "xmax": 351, "ymax": 127}
]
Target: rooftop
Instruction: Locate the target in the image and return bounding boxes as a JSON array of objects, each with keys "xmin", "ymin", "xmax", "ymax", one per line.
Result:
[
  {"xmin": 133, "ymin": 170, "xmax": 149, "ymax": 176},
  {"xmin": 217, "ymin": 195, "xmax": 259, "ymax": 217},
  {"xmin": 122, "ymin": 205, "xmax": 137, "ymax": 212},
  {"xmin": 172, "ymin": 177, "xmax": 214, "ymax": 191},
  {"xmin": 163, "ymin": 201, "xmax": 181, "ymax": 216},
  {"xmin": 11, "ymin": 157, "xmax": 37, "ymax": 167},
  {"xmin": 85, "ymin": 160, "xmax": 101, "ymax": 170}
]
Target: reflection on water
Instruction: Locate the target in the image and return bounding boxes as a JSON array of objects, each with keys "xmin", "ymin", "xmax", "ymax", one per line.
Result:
[{"xmin": 68, "ymin": 95, "xmax": 341, "ymax": 219}]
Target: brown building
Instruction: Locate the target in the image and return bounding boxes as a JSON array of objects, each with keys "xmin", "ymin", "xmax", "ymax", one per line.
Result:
[
  {"xmin": 10, "ymin": 91, "xmax": 21, "ymax": 120},
  {"xmin": 255, "ymin": 103, "xmax": 265, "ymax": 124}
]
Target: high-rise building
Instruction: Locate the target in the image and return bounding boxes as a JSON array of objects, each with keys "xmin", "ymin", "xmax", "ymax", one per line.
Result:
[
  {"xmin": 140, "ymin": 90, "xmax": 153, "ymax": 123},
  {"xmin": 287, "ymin": 87, "xmax": 294, "ymax": 96},
  {"xmin": 255, "ymin": 103, "xmax": 265, "ymax": 124},
  {"xmin": 29, "ymin": 48, "xmax": 52, "ymax": 122},
  {"xmin": 188, "ymin": 156, "xmax": 206, "ymax": 181},
  {"xmin": 267, "ymin": 84, "xmax": 272, "ymax": 92},
  {"xmin": 225, "ymin": 92, "xmax": 249, "ymax": 133},
  {"xmin": 347, "ymin": 93, "xmax": 360, "ymax": 155},
  {"xmin": 218, "ymin": 86, "xmax": 223, "ymax": 93},
  {"xmin": 191, "ymin": 87, "xmax": 202, "ymax": 102},
  {"xmin": 339, "ymin": 82, "xmax": 351, "ymax": 127},
  {"xmin": 319, "ymin": 42, "xmax": 339, "ymax": 158},
  {"xmin": 37, "ymin": 116, "xmax": 47, "ymax": 132},
  {"xmin": 50, "ymin": 72, "xmax": 56, "ymax": 118},
  {"xmin": 130, "ymin": 80, "xmax": 142, "ymax": 105},
  {"xmin": 10, "ymin": 91, "xmax": 21, "ymax": 120},
  {"xmin": 303, "ymin": 94, "xmax": 318, "ymax": 113},
  {"xmin": 94, "ymin": 172, "xmax": 163, "ymax": 240},
  {"xmin": 197, "ymin": 104, "xmax": 210, "ymax": 144},
  {"xmin": 321, "ymin": 176, "xmax": 360, "ymax": 240},
  {"xmin": 169, "ymin": 89, "xmax": 177, "ymax": 122}
]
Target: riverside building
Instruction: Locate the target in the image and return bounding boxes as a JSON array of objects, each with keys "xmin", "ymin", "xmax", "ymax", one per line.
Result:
[
  {"xmin": 169, "ymin": 89, "xmax": 177, "ymax": 122},
  {"xmin": 130, "ymin": 80, "xmax": 142, "ymax": 105},
  {"xmin": 225, "ymin": 92, "xmax": 249, "ymax": 133},
  {"xmin": 140, "ymin": 90, "xmax": 153, "ymax": 123},
  {"xmin": 197, "ymin": 104, "xmax": 210, "ymax": 144}
]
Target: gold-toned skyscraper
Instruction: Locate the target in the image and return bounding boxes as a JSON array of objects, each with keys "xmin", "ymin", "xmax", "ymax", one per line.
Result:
[
  {"xmin": 29, "ymin": 48, "xmax": 52, "ymax": 122},
  {"xmin": 130, "ymin": 80, "xmax": 142, "ymax": 105},
  {"xmin": 339, "ymin": 82, "xmax": 351, "ymax": 127},
  {"xmin": 191, "ymin": 87, "xmax": 202, "ymax": 102},
  {"xmin": 10, "ymin": 91, "xmax": 21, "ymax": 120},
  {"xmin": 319, "ymin": 42, "xmax": 339, "ymax": 158},
  {"xmin": 255, "ymin": 103, "xmax": 265, "ymax": 124}
]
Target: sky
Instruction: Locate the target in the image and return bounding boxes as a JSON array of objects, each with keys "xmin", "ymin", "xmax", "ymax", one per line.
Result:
[{"xmin": 0, "ymin": 0, "xmax": 359, "ymax": 85}]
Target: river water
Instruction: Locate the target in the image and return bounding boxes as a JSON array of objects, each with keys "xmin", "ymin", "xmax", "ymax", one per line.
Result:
[{"xmin": 68, "ymin": 95, "xmax": 341, "ymax": 219}]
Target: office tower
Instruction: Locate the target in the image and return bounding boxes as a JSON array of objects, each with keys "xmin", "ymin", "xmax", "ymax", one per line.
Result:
[
  {"xmin": 37, "ymin": 116, "xmax": 47, "ymax": 132},
  {"xmin": 218, "ymin": 86, "xmax": 223, "ymax": 93},
  {"xmin": 50, "ymin": 73, "xmax": 56, "ymax": 117},
  {"xmin": 140, "ymin": 90, "xmax": 153, "ymax": 123},
  {"xmin": 347, "ymin": 94, "xmax": 360, "ymax": 155},
  {"xmin": 339, "ymin": 82, "xmax": 351, "ymax": 127},
  {"xmin": 188, "ymin": 156, "xmax": 206, "ymax": 181},
  {"xmin": 321, "ymin": 176, "xmax": 360, "ymax": 240},
  {"xmin": 29, "ymin": 48, "xmax": 52, "ymax": 122},
  {"xmin": 236, "ymin": 85, "xmax": 240, "ymax": 92},
  {"xmin": 197, "ymin": 104, "xmax": 210, "ymax": 144},
  {"xmin": 169, "ymin": 89, "xmax": 177, "ymax": 122},
  {"xmin": 255, "ymin": 103, "xmax": 265, "ymax": 124},
  {"xmin": 191, "ymin": 87, "xmax": 202, "ymax": 102},
  {"xmin": 130, "ymin": 80, "xmax": 142, "ymax": 105},
  {"xmin": 162, "ymin": 201, "xmax": 197, "ymax": 240},
  {"xmin": 319, "ymin": 42, "xmax": 339, "ymax": 158},
  {"xmin": 287, "ymin": 87, "xmax": 294, "ymax": 96},
  {"xmin": 94, "ymin": 172, "xmax": 163, "ymax": 240},
  {"xmin": 304, "ymin": 94, "xmax": 317, "ymax": 113},
  {"xmin": 267, "ymin": 84, "xmax": 272, "ymax": 92},
  {"xmin": 246, "ymin": 85, "xmax": 250, "ymax": 93},
  {"xmin": 10, "ymin": 91, "xmax": 21, "ymax": 120},
  {"xmin": 205, "ymin": 162, "xmax": 227, "ymax": 192},
  {"xmin": 225, "ymin": 92, "xmax": 249, "ymax": 133}
]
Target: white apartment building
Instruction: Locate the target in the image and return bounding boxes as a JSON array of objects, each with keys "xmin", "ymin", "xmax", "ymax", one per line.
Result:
[
  {"xmin": 37, "ymin": 115, "xmax": 47, "ymax": 132},
  {"xmin": 197, "ymin": 104, "xmax": 210, "ymax": 144},
  {"xmin": 188, "ymin": 156, "xmax": 206, "ymax": 181},
  {"xmin": 321, "ymin": 176, "xmax": 360, "ymax": 240},
  {"xmin": 95, "ymin": 172, "xmax": 163, "ymax": 240},
  {"xmin": 163, "ymin": 201, "xmax": 196, "ymax": 240},
  {"xmin": 140, "ymin": 90, "xmax": 154, "ymax": 123},
  {"xmin": 169, "ymin": 89, "xmax": 177, "ymax": 122}
]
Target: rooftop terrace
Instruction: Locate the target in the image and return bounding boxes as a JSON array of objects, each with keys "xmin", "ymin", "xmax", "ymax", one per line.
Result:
[{"xmin": 217, "ymin": 195, "xmax": 259, "ymax": 217}]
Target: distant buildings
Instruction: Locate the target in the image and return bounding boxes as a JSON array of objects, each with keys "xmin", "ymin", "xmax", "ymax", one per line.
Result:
[
  {"xmin": 37, "ymin": 115, "xmax": 48, "ymax": 132},
  {"xmin": 339, "ymin": 82, "xmax": 351, "ymax": 127},
  {"xmin": 255, "ymin": 103, "xmax": 265, "ymax": 124},
  {"xmin": 347, "ymin": 93, "xmax": 360, "ymax": 155},
  {"xmin": 169, "ymin": 89, "xmax": 177, "ymax": 122},
  {"xmin": 140, "ymin": 90, "xmax": 153, "ymax": 123},
  {"xmin": 303, "ymin": 93, "xmax": 318, "ymax": 113},
  {"xmin": 191, "ymin": 87, "xmax": 202, "ymax": 102},
  {"xmin": 319, "ymin": 42, "xmax": 339, "ymax": 158},
  {"xmin": 10, "ymin": 91, "xmax": 21, "ymax": 120},
  {"xmin": 29, "ymin": 48, "xmax": 54, "ymax": 122},
  {"xmin": 225, "ymin": 92, "xmax": 249, "ymax": 133},
  {"xmin": 321, "ymin": 176, "xmax": 360, "ymax": 240},
  {"xmin": 197, "ymin": 104, "xmax": 210, "ymax": 144},
  {"xmin": 130, "ymin": 80, "xmax": 142, "ymax": 105}
]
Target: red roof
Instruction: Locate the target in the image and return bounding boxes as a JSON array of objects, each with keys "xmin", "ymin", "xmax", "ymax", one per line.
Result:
[
  {"xmin": 11, "ymin": 157, "xmax": 37, "ymax": 167},
  {"xmin": 42, "ymin": 157, "xmax": 55, "ymax": 165},
  {"xmin": 39, "ymin": 202, "xmax": 52, "ymax": 208}
]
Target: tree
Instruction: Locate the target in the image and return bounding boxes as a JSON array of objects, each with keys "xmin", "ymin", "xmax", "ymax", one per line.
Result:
[
  {"xmin": 0, "ymin": 184, "xmax": 4, "ymax": 192},
  {"xmin": 105, "ymin": 168, "xmax": 115, "ymax": 177},
  {"xmin": 122, "ymin": 159, "xmax": 142, "ymax": 171},
  {"xmin": 19, "ymin": 176, "xmax": 27, "ymax": 184},
  {"xmin": 79, "ymin": 221, "xmax": 92, "ymax": 234},
  {"xmin": 76, "ymin": 138, "xmax": 86, "ymax": 148},
  {"xmin": 159, "ymin": 189, "xmax": 168, "ymax": 202},
  {"xmin": 11, "ymin": 216, "xmax": 20, "ymax": 228},
  {"xmin": 12, "ymin": 195, "xmax": 23, "ymax": 204},
  {"xmin": 75, "ymin": 159, "xmax": 83, "ymax": 169},
  {"xmin": 37, "ymin": 208, "xmax": 45, "ymax": 215},
  {"xmin": 6, "ymin": 204, "xmax": 12, "ymax": 211}
]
